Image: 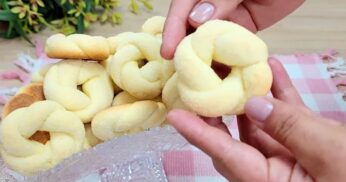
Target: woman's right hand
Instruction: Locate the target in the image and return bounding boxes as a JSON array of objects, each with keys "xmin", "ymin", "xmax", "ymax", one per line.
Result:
[
  {"xmin": 161, "ymin": 0, "xmax": 305, "ymax": 59},
  {"xmin": 167, "ymin": 58, "xmax": 346, "ymax": 181}
]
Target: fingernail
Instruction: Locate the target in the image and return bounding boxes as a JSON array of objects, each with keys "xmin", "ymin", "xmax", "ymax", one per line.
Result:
[
  {"xmin": 189, "ymin": 2, "xmax": 215, "ymax": 24},
  {"xmin": 245, "ymin": 97, "xmax": 273, "ymax": 122}
]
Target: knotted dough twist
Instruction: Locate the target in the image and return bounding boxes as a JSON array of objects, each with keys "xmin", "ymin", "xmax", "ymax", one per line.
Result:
[
  {"xmin": 92, "ymin": 91, "xmax": 167, "ymax": 141},
  {"xmin": 162, "ymin": 73, "xmax": 189, "ymax": 111},
  {"xmin": 43, "ymin": 60, "xmax": 114, "ymax": 122},
  {"xmin": 174, "ymin": 20, "xmax": 273, "ymax": 117},
  {"xmin": 83, "ymin": 124, "xmax": 102, "ymax": 149},
  {"xmin": 109, "ymin": 32, "xmax": 174, "ymax": 99},
  {"xmin": 45, "ymin": 34, "xmax": 111, "ymax": 61},
  {"xmin": 0, "ymin": 101, "xmax": 85, "ymax": 175},
  {"xmin": 1, "ymin": 83, "xmax": 51, "ymax": 144},
  {"xmin": 141, "ymin": 16, "xmax": 165, "ymax": 38}
]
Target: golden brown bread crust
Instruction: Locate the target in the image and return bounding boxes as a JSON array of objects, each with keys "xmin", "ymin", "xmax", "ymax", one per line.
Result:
[
  {"xmin": 2, "ymin": 83, "xmax": 45, "ymax": 117},
  {"xmin": 29, "ymin": 131, "xmax": 50, "ymax": 144},
  {"xmin": 2, "ymin": 83, "xmax": 50, "ymax": 144},
  {"xmin": 45, "ymin": 34, "xmax": 111, "ymax": 61}
]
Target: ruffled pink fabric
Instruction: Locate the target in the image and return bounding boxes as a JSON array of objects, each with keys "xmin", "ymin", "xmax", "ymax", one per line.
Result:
[{"xmin": 0, "ymin": 70, "xmax": 30, "ymax": 84}]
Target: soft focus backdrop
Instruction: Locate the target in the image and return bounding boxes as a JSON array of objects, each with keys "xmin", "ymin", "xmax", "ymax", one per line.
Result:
[{"xmin": 0, "ymin": 0, "xmax": 345, "ymax": 101}]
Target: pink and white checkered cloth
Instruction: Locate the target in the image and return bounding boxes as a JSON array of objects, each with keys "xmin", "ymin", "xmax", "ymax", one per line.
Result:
[{"xmin": 162, "ymin": 51, "xmax": 346, "ymax": 182}]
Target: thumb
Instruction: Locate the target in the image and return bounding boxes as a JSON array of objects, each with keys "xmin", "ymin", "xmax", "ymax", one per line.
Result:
[
  {"xmin": 188, "ymin": 0, "xmax": 242, "ymax": 27},
  {"xmin": 244, "ymin": 96, "xmax": 346, "ymax": 178},
  {"xmin": 245, "ymin": 96, "xmax": 318, "ymax": 151}
]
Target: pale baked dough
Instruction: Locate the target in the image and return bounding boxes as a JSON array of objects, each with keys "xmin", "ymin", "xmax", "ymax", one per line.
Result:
[
  {"xmin": 1, "ymin": 83, "xmax": 52, "ymax": 144},
  {"xmin": 0, "ymin": 100, "xmax": 85, "ymax": 175},
  {"xmin": 31, "ymin": 64, "xmax": 53, "ymax": 83},
  {"xmin": 45, "ymin": 33, "xmax": 111, "ymax": 61},
  {"xmin": 100, "ymin": 56, "xmax": 123, "ymax": 94},
  {"xmin": 174, "ymin": 20, "xmax": 273, "ymax": 117},
  {"xmin": 92, "ymin": 91, "xmax": 167, "ymax": 140},
  {"xmin": 162, "ymin": 73, "xmax": 190, "ymax": 111},
  {"xmin": 107, "ymin": 32, "xmax": 133, "ymax": 55},
  {"xmin": 43, "ymin": 60, "xmax": 114, "ymax": 122},
  {"xmin": 108, "ymin": 32, "xmax": 174, "ymax": 99},
  {"xmin": 83, "ymin": 123, "xmax": 102, "ymax": 149},
  {"xmin": 112, "ymin": 91, "xmax": 140, "ymax": 106},
  {"xmin": 141, "ymin": 16, "xmax": 165, "ymax": 38}
]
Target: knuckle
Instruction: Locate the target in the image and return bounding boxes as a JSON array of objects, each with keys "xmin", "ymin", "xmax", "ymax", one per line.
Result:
[{"xmin": 272, "ymin": 113, "xmax": 301, "ymax": 146}]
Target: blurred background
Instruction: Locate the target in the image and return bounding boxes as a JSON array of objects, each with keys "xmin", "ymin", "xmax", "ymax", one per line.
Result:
[{"xmin": 1, "ymin": 0, "xmax": 345, "ymax": 85}]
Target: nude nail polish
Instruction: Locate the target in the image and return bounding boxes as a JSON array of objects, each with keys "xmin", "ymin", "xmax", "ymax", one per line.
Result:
[{"xmin": 189, "ymin": 2, "xmax": 215, "ymax": 24}]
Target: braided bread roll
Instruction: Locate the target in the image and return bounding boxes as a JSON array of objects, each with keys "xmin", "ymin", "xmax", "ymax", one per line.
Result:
[
  {"xmin": 1, "ymin": 83, "xmax": 51, "ymax": 144},
  {"xmin": 109, "ymin": 32, "xmax": 175, "ymax": 99},
  {"xmin": 43, "ymin": 60, "xmax": 114, "ymax": 122},
  {"xmin": 83, "ymin": 124, "xmax": 102, "ymax": 149},
  {"xmin": 45, "ymin": 34, "xmax": 111, "ymax": 61},
  {"xmin": 31, "ymin": 64, "xmax": 53, "ymax": 83},
  {"xmin": 141, "ymin": 16, "xmax": 165, "ymax": 38},
  {"xmin": 107, "ymin": 32, "xmax": 134, "ymax": 55},
  {"xmin": 92, "ymin": 91, "xmax": 167, "ymax": 141},
  {"xmin": 0, "ymin": 101, "xmax": 85, "ymax": 175},
  {"xmin": 174, "ymin": 20, "xmax": 273, "ymax": 117},
  {"xmin": 111, "ymin": 91, "xmax": 139, "ymax": 106},
  {"xmin": 162, "ymin": 73, "xmax": 190, "ymax": 111}
]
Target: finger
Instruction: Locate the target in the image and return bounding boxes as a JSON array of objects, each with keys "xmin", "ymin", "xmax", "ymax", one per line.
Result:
[
  {"xmin": 245, "ymin": 96, "xmax": 346, "ymax": 178},
  {"xmin": 252, "ymin": 0, "xmax": 275, "ymax": 4},
  {"xmin": 226, "ymin": 4, "xmax": 258, "ymax": 32},
  {"xmin": 242, "ymin": 0, "xmax": 305, "ymax": 30},
  {"xmin": 161, "ymin": 0, "xmax": 199, "ymax": 60},
  {"xmin": 202, "ymin": 116, "xmax": 230, "ymax": 134},
  {"xmin": 237, "ymin": 115, "xmax": 292, "ymax": 157},
  {"xmin": 188, "ymin": 0, "xmax": 243, "ymax": 27},
  {"xmin": 268, "ymin": 58, "xmax": 304, "ymax": 105},
  {"xmin": 167, "ymin": 109, "xmax": 268, "ymax": 181}
]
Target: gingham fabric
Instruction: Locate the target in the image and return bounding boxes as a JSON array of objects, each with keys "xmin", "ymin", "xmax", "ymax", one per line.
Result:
[{"xmin": 162, "ymin": 52, "xmax": 346, "ymax": 182}]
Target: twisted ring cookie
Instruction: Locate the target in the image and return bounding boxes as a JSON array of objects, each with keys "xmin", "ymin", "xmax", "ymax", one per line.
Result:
[
  {"xmin": 0, "ymin": 101, "xmax": 85, "ymax": 175},
  {"xmin": 1, "ymin": 83, "xmax": 51, "ymax": 144},
  {"xmin": 45, "ymin": 34, "xmax": 111, "ymax": 61},
  {"xmin": 174, "ymin": 20, "xmax": 273, "ymax": 117},
  {"xmin": 109, "ymin": 32, "xmax": 174, "ymax": 99},
  {"xmin": 43, "ymin": 60, "xmax": 114, "ymax": 122},
  {"xmin": 31, "ymin": 64, "xmax": 52, "ymax": 83},
  {"xmin": 92, "ymin": 91, "xmax": 167, "ymax": 140},
  {"xmin": 162, "ymin": 73, "xmax": 189, "ymax": 111},
  {"xmin": 141, "ymin": 16, "xmax": 165, "ymax": 38},
  {"xmin": 83, "ymin": 124, "xmax": 102, "ymax": 149}
]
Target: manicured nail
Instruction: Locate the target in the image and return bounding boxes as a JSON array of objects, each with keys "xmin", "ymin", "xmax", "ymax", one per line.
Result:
[
  {"xmin": 245, "ymin": 97, "xmax": 273, "ymax": 122},
  {"xmin": 189, "ymin": 2, "xmax": 215, "ymax": 24}
]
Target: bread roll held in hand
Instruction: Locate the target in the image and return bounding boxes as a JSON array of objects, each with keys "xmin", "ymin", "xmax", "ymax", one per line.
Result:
[
  {"xmin": 174, "ymin": 20, "xmax": 273, "ymax": 117},
  {"xmin": 162, "ymin": 73, "xmax": 190, "ymax": 111}
]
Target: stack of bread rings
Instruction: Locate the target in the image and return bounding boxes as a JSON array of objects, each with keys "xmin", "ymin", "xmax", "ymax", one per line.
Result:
[{"xmin": 0, "ymin": 16, "xmax": 272, "ymax": 175}]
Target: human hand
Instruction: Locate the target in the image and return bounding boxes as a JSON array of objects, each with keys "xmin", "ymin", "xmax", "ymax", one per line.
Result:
[
  {"xmin": 161, "ymin": 0, "xmax": 305, "ymax": 59},
  {"xmin": 167, "ymin": 58, "xmax": 346, "ymax": 181}
]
